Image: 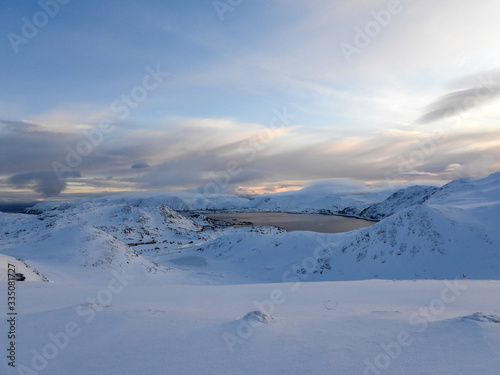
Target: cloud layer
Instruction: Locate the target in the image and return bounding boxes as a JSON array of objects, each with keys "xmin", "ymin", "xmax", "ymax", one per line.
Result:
[
  {"xmin": 1, "ymin": 1, "xmax": 500, "ymax": 199},
  {"xmin": 1, "ymin": 114, "xmax": 499, "ymax": 199}
]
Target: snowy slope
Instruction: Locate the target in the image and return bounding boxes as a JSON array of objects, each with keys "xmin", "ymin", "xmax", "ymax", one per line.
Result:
[
  {"xmin": 1, "ymin": 173, "xmax": 500, "ymax": 374},
  {"xmin": 0, "ymin": 223, "xmax": 178, "ymax": 285},
  {"xmin": 244, "ymin": 180, "xmax": 392, "ymax": 213},
  {"xmin": 1, "ymin": 280, "xmax": 499, "ymax": 375},
  {"xmin": 0, "ymin": 254, "xmax": 47, "ymax": 282},
  {"xmin": 427, "ymin": 171, "xmax": 500, "ymax": 207},
  {"xmin": 339, "ymin": 185, "xmax": 439, "ymax": 220},
  {"xmin": 157, "ymin": 172, "xmax": 500, "ymax": 282},
  {"xmin": 0, "ymin": 203, "xmax": 208, "ymax": 284}
]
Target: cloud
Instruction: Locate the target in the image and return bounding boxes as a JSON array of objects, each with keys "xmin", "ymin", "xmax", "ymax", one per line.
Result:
[
  {"xmin": 0, "ymin": 120, "xmax": 76, "ymax": 175},
  {"xmin": 7, "ymin": 171, "xmax": 81, "ymax": 197},
  {"xmin": 300, "ymin": 178, "xmax": 368, "ymax": 194},
  {"xmin": 2, "ymin": 112, "xmax": 500, "ymax": 200},
  {"xmin": 131, "ymin": 161, "xmax": 150, "ymax": 169},
  {"xmin": 416, "ymin": 70, "xmax": 500, "ymax": 124}
]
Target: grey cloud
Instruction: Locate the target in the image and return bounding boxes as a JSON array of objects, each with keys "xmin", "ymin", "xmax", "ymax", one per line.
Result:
[
  {"xmin": 142, "ymin": 153, "xmax": 223, "ymax": 189},
  {"xmin": 131, "ymin": 161, "xmax": 150, "ymax": 169},
  {"xmin": 8, "ymin": 170, "xmax": 81, "ymax": 197},
  {"xmin": 3, "ymin": 115, "xmax": 499, "ymax": 199},
  {"xmin": 0, "ymin": 120, "xmax": 75, "ymax": 175},
  {"xmin": 417, "ymin": 70, "xmax": 500, "ymax": 124},
  {"xmin": 0, "ymin": 120, "xmax": 149, "ymax": 178},
  {"xmin": 0, "ymin": 120, "xmax": 39, "ymax": 132},
  {"xmin": 132, "ymin": 128, "xmax": 500, "ymax": 191}
]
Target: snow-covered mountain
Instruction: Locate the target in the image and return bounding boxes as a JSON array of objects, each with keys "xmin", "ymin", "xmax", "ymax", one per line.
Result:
[
  {"xmin": 1, "ymin": 172, "xmax": 500, "ymax": 375},
  {"xmin": 29, "ymin": 191, "xmax": 250, "ymax": 212},
  {"xmin": 339, "ymin": 185, "xmax": 439, "ymax": 220},
  {"xmin": 243, "ymin": 179, "xmax": 390, "ymax": 213},
  {"xmin": 26, "ymin": 178, "xmax": 392, "ymax": 215},
  {"xmin": 160, "ymin": 172, "xmax": 500, "ymax": 282},
  {"xmin": 1, "ymin": 172, "xmax": 499, "ymax": 283},
  {"xmin": 27, "ymin": 199, "xmax": 203, "ymax": 243},
  {"xmin": 0, "ymin": 201, "xmax": 212, "ymax": 284}
]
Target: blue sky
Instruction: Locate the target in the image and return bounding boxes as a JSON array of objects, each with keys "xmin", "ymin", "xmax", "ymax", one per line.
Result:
[{"xmin": 1, "ymin": 0, "xmax": 500, "ymax": 201}]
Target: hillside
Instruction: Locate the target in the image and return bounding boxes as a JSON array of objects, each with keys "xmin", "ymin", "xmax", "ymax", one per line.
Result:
[
  {"xmin": 339, "ymin": 185, "xmax": 439, "ymax": 220},
  {"xmin": 2, "ymin": 173, "xmax": 499, "ymax": 284},
  {"xmin": 1, "ymin": 173, "xmax": 500, "ymax": 375}
]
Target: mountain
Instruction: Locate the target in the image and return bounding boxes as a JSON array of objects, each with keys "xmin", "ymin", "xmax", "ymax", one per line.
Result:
[
  {"xmin": 339, "ymin": 185, "xmax": 439, "ymax": 220},
  {"xmin": 2, "ymin": 172, "xmax": 499, "ymax": 284},
  {"xmin": 27, "ymin": 179, "xmax": 393, "ymax": 215},
  {"xmin": 158, "ymin": 172, "xmax": 500, "ymax": 282},
  {"xmin": 1, "ymin": 173, "xmax": 500, "ymax": 375},
  {"xmin": 29, "ymin": 191, "xmax": 250, "ymax": 212},
  {"xmin": 0, "ymin": 201, "xmax": 209, "ymax": 284}
]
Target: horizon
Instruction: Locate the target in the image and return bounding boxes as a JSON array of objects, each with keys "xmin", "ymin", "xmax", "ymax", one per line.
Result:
[
  {"xmin": 4, "ymin": 170, "xmax": 500, "ymax": 210},
  {"xmin": 1, "ymin": 0, "xmax": 500, "ymax": 202}
]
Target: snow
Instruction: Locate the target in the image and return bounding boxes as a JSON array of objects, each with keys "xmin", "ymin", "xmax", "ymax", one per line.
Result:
[
  {"xmin": 1, "ymin": 172, "xmax": 500, "ymax": 374},
  {"xmin": 339, "ymin": 185, "xmax": 439, "ymax": 220},
  {"xmin": 0, "ymin": 254, "xmax": 47, "ymax": 282},
  {"xmin": 1, "ymin": 281, "xmax": 500, "ymax": 374}
]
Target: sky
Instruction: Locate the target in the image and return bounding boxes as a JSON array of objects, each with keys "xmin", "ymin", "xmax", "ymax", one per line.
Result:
[{"xmin": 1, "ymin": 0, "xmax": 500, "ymax": 202}]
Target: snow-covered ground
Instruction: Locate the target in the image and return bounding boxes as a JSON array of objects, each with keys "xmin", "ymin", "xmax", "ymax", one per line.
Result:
[
  {"xmin": 1, "ymin": 172, "xmax": 500, "ymax": 374},
  {"xmin": 2, "ymin": 280, "xmax": 500, "ymax": 375}
]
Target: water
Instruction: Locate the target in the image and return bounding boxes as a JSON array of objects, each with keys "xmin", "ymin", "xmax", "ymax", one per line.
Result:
[
  {"xmin": 0, "ymin": 203, "xmax": 36, "ymax": 213},
  {"xmin": 204, "ymin": 212, "xmax": 375, "ymax": 234},
  {"xmin": 168, "ymin": 256, "xmax": 208, "ymax": 267}
]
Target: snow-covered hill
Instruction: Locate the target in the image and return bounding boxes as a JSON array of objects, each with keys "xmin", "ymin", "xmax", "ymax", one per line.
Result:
[
  {"xmin": 1, "ymin": 224, "xmax": 173, "ymax": 284},
  {"xmin": 0, "ymin": 254, "xmax": 48, "ymax": 282},
  {"xmin": 1, "ymin": 173, "xmax": 500, "ymax": 375},
  {"xmin": 339, "ymin": 185, "xmax": 439, "ymax": 220},
  {"xmin": 156, "ymin": 172, "xmax": 500, "ymax": 282},
  {"xmin": 0, "ymin": 201, "xmax": 210, "ymax": 284},
  {"xmin": 29, "ymin": 191, "xmax": 250, "ymax": 212},
  {"xmin": 244, "ymin": 180, "xmax": 390, "ymax": 213},
  {"xmin": 27, "ymin": 179, "xmax": 393, "ymax": 215},
  {"xmin": 2, "ymin": 172, "xmax": 500, "ymax": 284}
]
